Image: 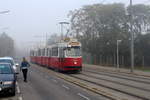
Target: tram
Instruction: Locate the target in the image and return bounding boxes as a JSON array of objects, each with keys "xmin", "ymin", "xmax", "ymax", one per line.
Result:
[{"xmin": 30, "ymin": 38, "xmax": 82, "ymax": 72}]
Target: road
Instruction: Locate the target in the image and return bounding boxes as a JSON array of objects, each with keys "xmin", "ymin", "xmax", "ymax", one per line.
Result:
[{"xmin": 0, "ymin": 64, "xmax": 108, "ymax": 100}]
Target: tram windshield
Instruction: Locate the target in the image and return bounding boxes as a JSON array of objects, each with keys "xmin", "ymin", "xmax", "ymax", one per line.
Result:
[{"xmin": 65, "ymin": 46, "xmax": 81, "ymax": 57}]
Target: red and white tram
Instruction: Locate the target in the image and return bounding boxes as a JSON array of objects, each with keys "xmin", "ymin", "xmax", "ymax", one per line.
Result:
[{"xmin": 30, "ymin": 38, "xmax": 82, "ymax": 72}]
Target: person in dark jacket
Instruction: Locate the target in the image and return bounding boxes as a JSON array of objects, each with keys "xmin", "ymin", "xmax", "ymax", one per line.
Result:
[{"xmin": 20, "ymin": 57, "xmax": 30, "ymax": 82}]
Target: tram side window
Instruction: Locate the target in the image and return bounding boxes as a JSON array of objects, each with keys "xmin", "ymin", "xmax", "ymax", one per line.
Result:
[
  {"xmin": 42, "ymin": 49, "xmax": 45, "ymax": 56},
  {"xmin": 37, "ymin": 50, "xmax": 40, "ymax": 56},
  {"xmin": 52, "ymin": 47, "xmax": 58, "ymax": 56},
  {"xmin": 46, "ymin": 48, "xmax": 49, "ymax": 56},
  {"xmin": 30, "ymin": 51, "xmax": 33, "ymax": 56},
  {"xmin": 35, "ymin": 51, "xmax": 38, "ymax": 56},
  {"xmin": 29, "ymin": 51, "xmax": 31, "ymax": 56},
  {"xmin": 59, "ymin": 48, "xmax": 64, "ymax": 58},
  {"xmin": 45, "ymin": 48, "xmax": 47, "ymax": 56},
  {"xmin": 49, "ymin": 49, "xmax": 52, "ymax": 57},
  {"xmin": 32, "ymin": 51, "xmax": 35, "ymax": 56},
  {"xmin": 33, "ymin": 51, "xmax": 34, "ymax": 56},
  {"xmin": 33, "ymin": 51, "xmax": 35, "ymax": 56},
  {"xmin": 41, "ymin": 49, "xmax": 43, "ymax": 56},
  {"xmin": 38, "ymin": 49, "xmax": 41, "ymax": 56}
]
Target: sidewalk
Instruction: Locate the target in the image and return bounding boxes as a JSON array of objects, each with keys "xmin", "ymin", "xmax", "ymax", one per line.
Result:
[{"xmin": 83, "ymin": 64, "xmax": 150, "ymax": 77}]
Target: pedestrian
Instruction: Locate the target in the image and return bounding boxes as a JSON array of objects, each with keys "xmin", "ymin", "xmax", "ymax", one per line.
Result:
[{"xmin": 20, "ymin": 57, "xmax": 30, "ymax": 82}]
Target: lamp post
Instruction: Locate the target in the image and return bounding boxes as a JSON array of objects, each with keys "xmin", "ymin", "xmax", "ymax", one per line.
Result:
[
  {"xmin": 130, "ymin": 0, "xmax": 134, "ymax": 73},
  {"xmin": 59, "ymin": 22, "xmax": 69, "ymax": 40},
  {"xmin": 0, "ymin": 10, "xmax": 10, "ymax": 33},
  {"xmin": 117, "ymin": 40, "xmax": 122, "ymax": 70},
  {"xmin": 0, "ymin": 10, "xmax": 10, "ymax": 35},
  {"xmin": 0, "ymin": 10, "xmax": 10, "ymax": 14}
]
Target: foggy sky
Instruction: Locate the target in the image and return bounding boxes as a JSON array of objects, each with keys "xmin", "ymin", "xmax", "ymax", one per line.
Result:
[{"xmin": 0, "ymin": 0, "xmax": 147, "ymax": 48}]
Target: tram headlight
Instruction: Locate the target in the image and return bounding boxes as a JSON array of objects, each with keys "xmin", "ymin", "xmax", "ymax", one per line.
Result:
[
  {"xmin": 74, "ymin": 62, "xmax": 77, "ymax": 64},
  {"xmin": 68, "ymin": 45, "xmax": 71, "ymax": 47}
]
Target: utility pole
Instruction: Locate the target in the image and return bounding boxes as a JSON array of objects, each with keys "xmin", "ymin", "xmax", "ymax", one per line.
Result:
[
  {"xmin": 130, "ymin": 0, "xmax": 134, "ymax": 73},
  {"xmin": 59, "ymin": 22, "xmax": 69, "ymax": 40},
  {"xmin": 117, "ymin": 40, "xmax": 122, "ymax": 70}
]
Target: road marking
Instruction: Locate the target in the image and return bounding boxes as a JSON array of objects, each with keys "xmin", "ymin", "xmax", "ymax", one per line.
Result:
[
  {"xmin": 62, "ymin": 84, "xmax": 70, "ymax": 90},
  {"xmin": 77, "ymin": 93, "xmax": 90, "ymax": 100},
  {"xmin": 16, "ymin": 82, "xmax": 20, "ymax": 94},
  {"xmin": 18, "ymin": 96, "xmax": 23, "ymax": 100},
  {"xmin": 52, "ymin": 79, "xmax": 58, "ymax": 83}
]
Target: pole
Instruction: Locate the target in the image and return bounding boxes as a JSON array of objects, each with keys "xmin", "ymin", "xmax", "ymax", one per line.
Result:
[
  {"xmin": 61, "ymin": 24, "xmax": 63, "ymax": 40},
  {"xmin": 0, "ymin": 10, "xmax": 10, "ymax": 14},
  {"xmin": 46, "ymin": 33, "xmax": 48, "ymax": 47},
  {"xmin": 130, "ymin": 0, "xmax": 134, "ymax": 73},
  {"xmin": 114, "ymin": 53, "xmax": 116, "ymax": 67},
  {"xmin": 59, "ymin": 22, "xmax": 69, "ymax": 40},
  {"xmin": 117, "ymin": 40, "xmax": 119, "ymax": 70},
  {"xmin": 117, "ymin": 40, "xmax": 122, "ymax": 70},
  {"xmin": 142, "ymin": 56, "xmax": 144, "ymax": 67}
]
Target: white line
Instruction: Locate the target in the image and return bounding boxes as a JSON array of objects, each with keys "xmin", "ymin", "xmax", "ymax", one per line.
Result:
[
  {"xmin": 16, "ymin": 82, "xmax": 20, "ymax": 94},
  {"xmin": 62, "ymin": 84, "xmax": 70, "ymax": 90},
  {"xmin": 16, "ymin": 82, "xmax": 18, "ymax": 85},
  {"xmin": 17, "ymin": 86, "xmax": 20, "ymax": 94},
  {"xmin": 18, "ymin": 96, "xmax": 23, "ymax": 100},
  {"xmin": 77, "ymin": 93, "xmax": 90, "ymax": 100},
  {"xmin": 52, "ymin": 79, "xmax": 58, "ymax": 83}
]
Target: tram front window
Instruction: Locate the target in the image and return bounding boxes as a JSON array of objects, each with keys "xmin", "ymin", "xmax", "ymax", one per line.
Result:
[{"xmin": 65, "ymin": 47, "xmax": 81, "ymax": 57}]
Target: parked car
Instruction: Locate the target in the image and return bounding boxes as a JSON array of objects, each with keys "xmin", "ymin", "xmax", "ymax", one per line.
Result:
[
  {"xmin": 0, "ymin": 57, "xmax": 19, "ymax": 73},
  {"xmin": 0, "ymin": 63, "xmax": 17, "ymax": 96}
]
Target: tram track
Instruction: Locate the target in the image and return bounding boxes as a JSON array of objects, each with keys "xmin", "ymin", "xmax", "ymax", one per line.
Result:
[
  {"xmin": 81, "ymin": 72, "xmax": 150, "ymax": 92},
  {"xmin": 85, "ymin": 67, "xmax": 150, "ymax": 81},
  {"xmin": 84, "ymin": 65, "xmax": 150, "ymax": 78},
  {"xmin": 69, "ymin": 74, "xmax": 150, "ymax": 100},
  {"xmin": 85, "ymin": 70, "xmax": 150, "ymax": 85}
]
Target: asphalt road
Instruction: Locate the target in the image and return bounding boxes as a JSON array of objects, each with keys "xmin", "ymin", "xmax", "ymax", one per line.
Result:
[{"xmin": 0, "ymin": 64, "xmax": 109, "ymax": 100}]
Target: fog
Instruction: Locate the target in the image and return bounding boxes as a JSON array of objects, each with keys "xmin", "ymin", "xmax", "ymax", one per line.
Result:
[{"xmin": 0, "ymin": 0, "xmax": 147, "ymax": 56}]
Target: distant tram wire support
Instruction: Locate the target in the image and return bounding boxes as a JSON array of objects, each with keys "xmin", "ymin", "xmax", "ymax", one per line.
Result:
[{"xmin": 59, "ymin": 22, "xmax": 69, "ymax": 40}]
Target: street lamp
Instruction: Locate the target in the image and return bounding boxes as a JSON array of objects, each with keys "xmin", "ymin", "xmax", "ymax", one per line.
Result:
[
  {"xmin": 59, "ymin": 22, "xmax": 69, "ymax": 40},
  {"xmin": 0, "ymin": 10, "xmax": 10, "ymax": 35},
  {"xmin": 0, "ymin": 10, "xmax": 10, "ymax": 14},
  {"xmin": 117, "ymin": 40, "xmax": 122, "ymax": 70}
]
